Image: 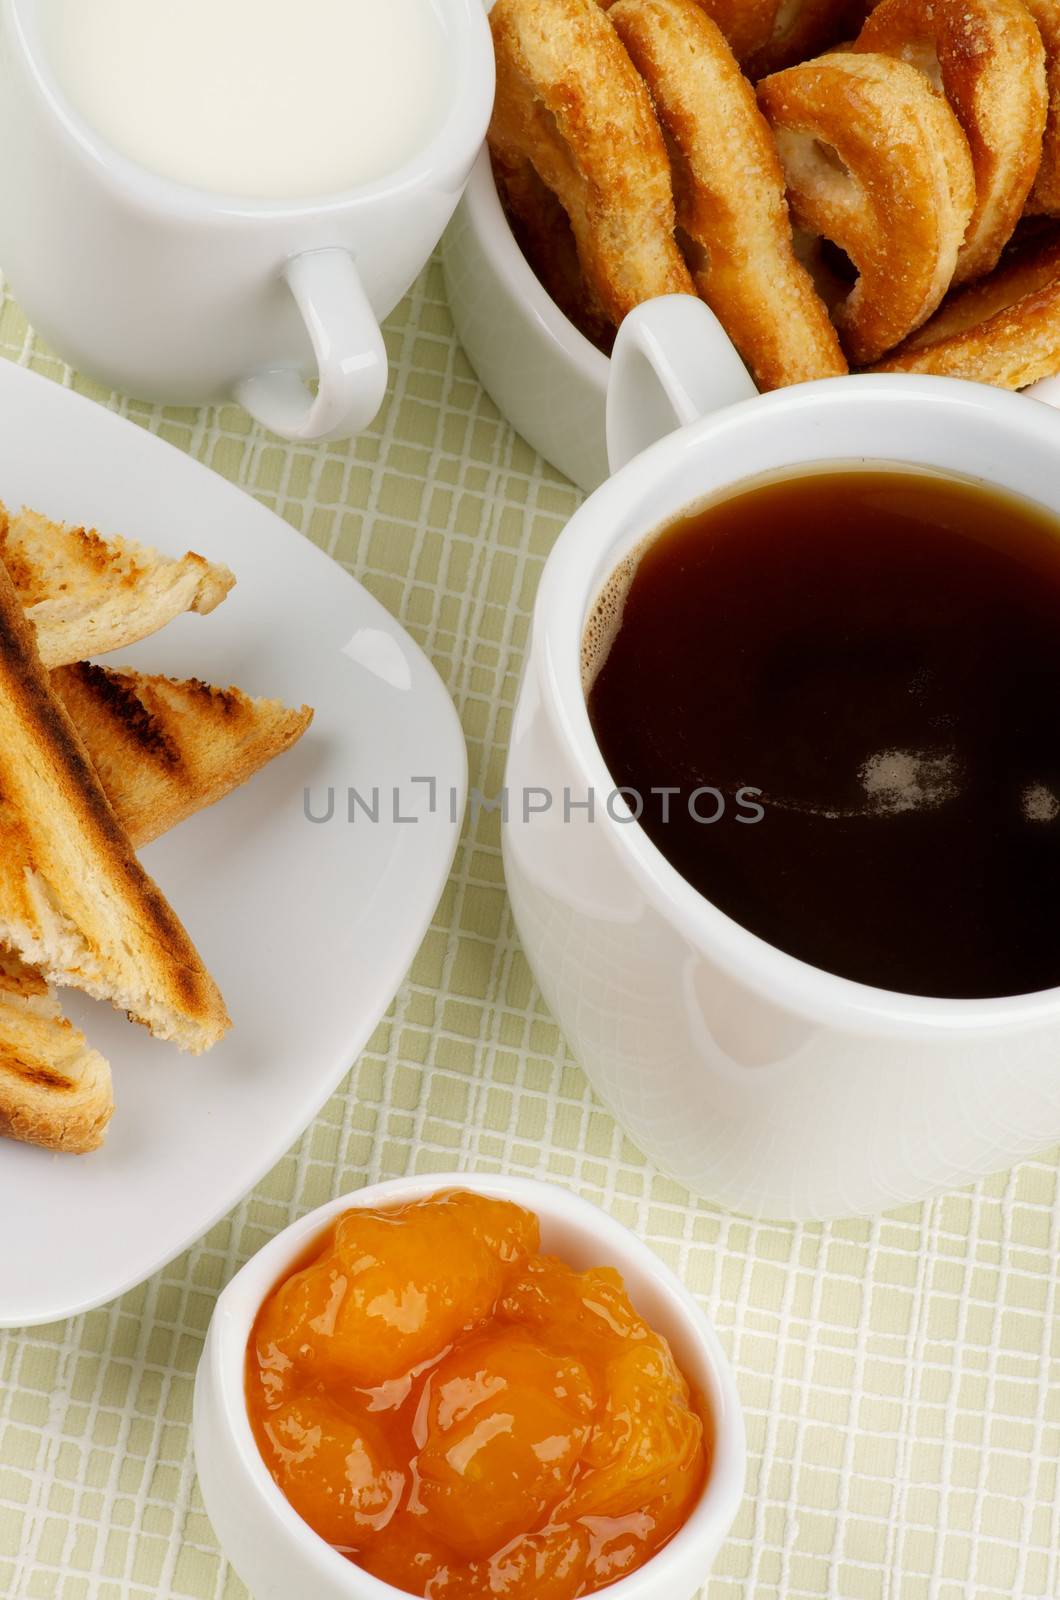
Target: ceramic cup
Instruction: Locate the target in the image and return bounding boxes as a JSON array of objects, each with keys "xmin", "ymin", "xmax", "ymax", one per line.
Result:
[
  {"xmin": 193, "ymin": 1172, "xmax": 746, "ymax": 1600},
  {"xmin": 502, "ymin": 326, "xmax": 1060, "ymax": 1221},
  {"xmin": 0, "ymin": 0, "xmax": 494, "ymax": 441}
]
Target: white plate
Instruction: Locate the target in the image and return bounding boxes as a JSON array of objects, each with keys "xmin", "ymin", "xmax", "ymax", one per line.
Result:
[{"xmin": 0, "ymin": 361, "xmax": 467, "ymax": 1328}]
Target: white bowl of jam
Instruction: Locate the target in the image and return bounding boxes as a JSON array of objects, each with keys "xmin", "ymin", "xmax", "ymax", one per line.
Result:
[{"xmin": 193, "ymin": 1173, "xmax": 745, "ymax": 1600}]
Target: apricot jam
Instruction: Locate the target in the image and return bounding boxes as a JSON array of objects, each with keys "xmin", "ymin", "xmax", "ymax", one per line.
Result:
[{"xmin": 245, "ymin": 1191, "xmax": 709, "ymax": 1598}]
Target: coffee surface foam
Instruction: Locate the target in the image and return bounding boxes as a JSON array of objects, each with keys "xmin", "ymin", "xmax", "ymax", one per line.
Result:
[{"xmin": 581, "ymin": 551, "xmax": 640, "ymax": 697}]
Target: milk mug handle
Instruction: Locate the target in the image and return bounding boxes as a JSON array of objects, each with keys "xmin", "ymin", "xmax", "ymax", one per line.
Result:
[
  {"xmin": 234, "ymin": 248, "xmax": 388, "ymax": 443},
  {"xmin": 605, "ymin": 295, "xmax": 758, "ymax": 475}
]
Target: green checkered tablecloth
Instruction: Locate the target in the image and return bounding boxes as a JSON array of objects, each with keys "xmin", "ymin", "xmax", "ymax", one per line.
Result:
[{"xmin": 0, "ymin": 259, "xmax": 1057, "ymax": 1600}]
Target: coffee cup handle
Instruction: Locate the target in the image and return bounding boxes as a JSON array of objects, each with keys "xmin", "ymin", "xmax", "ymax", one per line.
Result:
[
  {"xmin": 234, "ymin": 248, "xmax": 388, "ymax": 443},
  {"xmin": 605, "ymin": 295, "xmax": 758, "ymax": 476}
]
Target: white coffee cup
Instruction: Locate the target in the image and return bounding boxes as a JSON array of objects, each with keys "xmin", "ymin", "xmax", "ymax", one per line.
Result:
[
  {"xmin": 503, "ymin": 300, "xmax": 1060, "ymax": 1222},
  {"xmin": 0, "ymin": 0, "xmax": 494, "ymax": 441}
]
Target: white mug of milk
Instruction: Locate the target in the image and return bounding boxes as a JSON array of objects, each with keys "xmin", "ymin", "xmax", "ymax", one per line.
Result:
[{"xmin": 0, "ymin": 0, "xmax": 493, "ymax": 440}]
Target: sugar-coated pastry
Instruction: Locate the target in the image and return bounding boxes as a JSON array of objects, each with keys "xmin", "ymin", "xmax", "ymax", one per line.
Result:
[
  {"xmin": 1023, "ymin": 0, "xmax": 1060, "ymax": 214},
  {"xmin": 872, "ymin": 227, "xmax": 1060, "ymax": 384},
  {"xmin": 759, "ymin": 52, "xmax": 976, "ymax": 364},
  {"xmin": 488, "ymin": 0, "xmax": 694, "ymax": 328},
  {"xmin": 854, "ymin": 0, "xmax": 1047, "ymax": 281},
  {"xmin": 609, "ymin": 0, "xmax": 847, "ymax": 387}
]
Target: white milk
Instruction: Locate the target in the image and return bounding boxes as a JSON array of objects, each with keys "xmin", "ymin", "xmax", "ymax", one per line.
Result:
[{"xmin": 41, "ymin": 0, "xmax": 449, "ymax": 200}]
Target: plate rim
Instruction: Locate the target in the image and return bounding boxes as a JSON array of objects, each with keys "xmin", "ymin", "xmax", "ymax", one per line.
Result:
[{"xmin": 0, "ymin": 359, "xmax": 469, "ymax": 1328}]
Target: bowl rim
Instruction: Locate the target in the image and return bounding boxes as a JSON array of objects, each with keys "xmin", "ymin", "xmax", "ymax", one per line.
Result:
[
  {"xmin": 200, "ymin": 1172, "xmax": 747, "ymax": 1600},
  {"xmin": 462, "ymin": 146, "xmax": 612, "ymax": 393}
]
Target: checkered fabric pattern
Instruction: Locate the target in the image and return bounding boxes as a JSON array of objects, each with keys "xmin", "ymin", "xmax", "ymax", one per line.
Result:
[{"xmin": 0, "ymin": 260, "xmax": 1057, "ymax": 1600}]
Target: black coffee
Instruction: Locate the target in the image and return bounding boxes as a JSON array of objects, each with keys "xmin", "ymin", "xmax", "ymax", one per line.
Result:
[{"xmin": 585, "ymin": 469, "xmax": 1060, "ymax": 999}]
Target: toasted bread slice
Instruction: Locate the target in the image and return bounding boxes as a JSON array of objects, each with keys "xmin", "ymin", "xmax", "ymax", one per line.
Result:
[
  {"xmin": 0, "ymin": 997, "xmax": 113, "ymax": 1154},
  {"xmin": 0, "ymin": 663, "xmax": 308, "ymax": 1152},
  {"xmin": 53, "ymin": 664, "xmax": 313, "ymax": 848},
  {"xmin": 0, "ymin": 504, "xmax": 235, "ymax": 670},
  {"xmin": 0, "ymin": 949, "xmax": 112, "ymax": 1153},
  {"xmin": 0, "ymin": 560, "xmax": 230, "ymax": 1053}
]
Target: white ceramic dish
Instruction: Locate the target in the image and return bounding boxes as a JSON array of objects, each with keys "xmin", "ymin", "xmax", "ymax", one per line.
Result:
[
  {"xmin": 443, "ymin": 149, "xmax": 612, "ymax": 494},
  {"xmin": 0, "ymin": 360, "xmax": 467, "ymax": 1328},
  {"xmin": 194, "ymin": 1172, "xmax": 746, "ymax": 1600},
  {"xmin": 442, "ymin": 150, "xmax": 1060, "ymax": 491}
]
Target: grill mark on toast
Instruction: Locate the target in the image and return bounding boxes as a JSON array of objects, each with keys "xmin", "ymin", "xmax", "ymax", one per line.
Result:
[
  {"xmin": 68, "ymin": 663, "xmax": 182, "ymax": 766},
  {"xmin": 0, "ymin": 596, "xmax": 143, "ymax": 846},
  {"xmin": 0, "ymin": 1048, "xmax": 75, "ymax": 1092},
  {"xmin": 185, "ymin": 679, "xmax": 241, "ymax": 716},
  {"xmin": 0, "ymin": 571, "xmax": 229, "ymax": 990}
]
